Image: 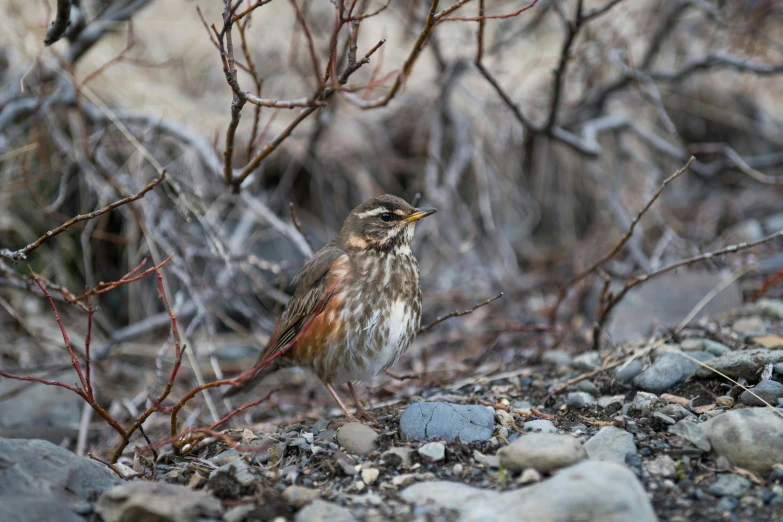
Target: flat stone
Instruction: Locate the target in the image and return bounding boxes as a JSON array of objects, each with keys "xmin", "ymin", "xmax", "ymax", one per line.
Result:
[
  {"xmin": 96, "ymin": 482, "xmax": 222, "ymax": 522},
  {"xmin": 418, "ymin": 442, "xmax": 446, "ymax": 462},
  {"xmin": 402, "ymin": 461, "xmax": 656, "ymax": 522},
  {"xmin": 739, "ymin": 380, "xmax": 783, "ymax": 406},
  {"xmin": 646, "ymin": 455, "xmax": 677, "ymax": 477},
  {"xmin": 497, "ymin": 433, "xmax": 586, "ymax": 473},
  {"xmin": 336, "ymin": 423, "xmax": 378, "ymax": 456},
  {"xmin": 382, "ymin": 447, "xmax": 415, "ymax": 469},
  {"xmin": 209, "ymin": 459, "xmax": 255, "ymax": 486},
  {"xmin": 632, "ymin": 351, "xmax": 714, "ymax": 394},
  {"xmin": 0, "ymin": 496, "xmax": 85, "ymax": 522},
  {"xmin": 577, "ymin": 380, "xmax": 600, "ymax": 395},
  {"xmin": 522, "ymin": 419, "xmax": 558, "ymax": 434},
  {"xmin": 668, "ymin": 420, "xmax": 711, "ymax": 452},
  {"xmin": 695, "ymin": 349, "xmax": 783, "ymax": 380},
  {"xmin": 703, "ymin": 408, "xmax": 783, "ymax": 475},
  {"xmin": 399, "ymin": 402, "xmax": 494, "ymax": 443},
  {"xmin": 283, "ymin": 485, "xmax": 321, "ymax": 508},
  {"xmin": 566, "ymin": 391, "xmax": 595, "ymax": 409},
  {"xmin": 583, "ymin": 426, "xmax": 636, "ymax": 464},
  {"xmin": 681, "ymin": 338, "xmax": 732, "ymax": 356},
  {"xmin": 295, "ymin": 500, "xmax": 355, "ymax": 522},
  {"xmin": 708, "ymin": 473, "xmax": 751, "ymax": 497}
]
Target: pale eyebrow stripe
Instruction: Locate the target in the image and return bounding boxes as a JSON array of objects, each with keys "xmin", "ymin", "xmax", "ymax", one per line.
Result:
[
  {"xmin": 355, "ymin": 207, "xmax": 387, "ymax": 219},
  {"xmin": 393, "ymin": 209, "xmax": 407, "ymax": 216}
]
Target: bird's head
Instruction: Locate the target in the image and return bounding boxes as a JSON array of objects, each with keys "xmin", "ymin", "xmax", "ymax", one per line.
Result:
[{"xmin": 339, "ymin": 194, "xmax": 437, "ymax": 252}]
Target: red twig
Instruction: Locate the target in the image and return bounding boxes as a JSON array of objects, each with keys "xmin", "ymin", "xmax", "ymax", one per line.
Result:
[
  {"xmin": 210, "ymin": 388, "xmax": 277, "ymax": 431},
  {"xmin": 418, "ymin": 292, "xmax": 503, "ymax": 334},
  {"xmin": 73, "ymin": 254, "xmax": 174, "ymax": 303}
]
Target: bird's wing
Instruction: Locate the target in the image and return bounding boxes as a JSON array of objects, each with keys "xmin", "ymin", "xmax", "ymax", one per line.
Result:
[{"xmin": 262, "ymin": 245, "xmax": 348, "ymax": 361}]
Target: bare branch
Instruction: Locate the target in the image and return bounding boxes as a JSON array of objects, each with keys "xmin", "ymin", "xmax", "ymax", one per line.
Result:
[
  {"xmin": 418, "ymin": 292, "xmax": 504, "ymax": 334},
  {"xmin": 44, "ymin": 0, "xmax": 72, "ymax": 46}
]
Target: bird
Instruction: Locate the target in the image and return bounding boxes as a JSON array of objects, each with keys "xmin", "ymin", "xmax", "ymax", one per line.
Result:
[{"xmin": 225, "ymin": 194, "xmax": 437, "ymax": 422}]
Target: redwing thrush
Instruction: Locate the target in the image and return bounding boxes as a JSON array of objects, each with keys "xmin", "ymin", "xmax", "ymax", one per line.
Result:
[{"xmin": 226, "ymin": 195, "xmax": 436, "ymax": 422}]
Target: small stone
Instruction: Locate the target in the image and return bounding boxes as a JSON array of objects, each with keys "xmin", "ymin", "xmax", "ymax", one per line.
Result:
[
  {"xmin": 716, "ymin": 497, "xmax": 739, "ymax": 512},
  {"xmin": 632, "ymin": 351, "xmax": 714, "ymax": 394},
  {"xmin": 661, "ymin": 404, "xmax": 690, "ymax": 420},
  {"xmin": 497, "ymin": 433, "xmax": 586, "ymax": 473},
  {"xmin": 566, "ymin": 392, "xmax": 595, "ymax": 409},
  {"xmin": 399, "ymin": 402, "xmax": 494, "ymax": 442},
  {"xmin": 577, "ymin": 380, "xmax": 600, "ymax": 395},
  {"xmin": 583, "ymin": 426, "xmax": 636, "ymax": 464},
  {"xmin": 596, "ymin": 395, "xmax": 625, "ymax": 412},
  {"xmin": 716, "ymin": 396, "xmax": 735, "ymax": 408},
  {"xmin": 708, "ymin": 474, "xmax": 751, "ymax": 497},
  {"xmin": 739, "ymin": 380, "xmax": 783, "ymax": 407},
  {"xmin": 418, "ymin": 442, "xmax": 446, "ymax": 462},
  {"xmin": 382, "ymin": 447, "xmax": 414, "ymax": 469},
  {"xmin": 542, "ymin": 351, "xmax": 573, "ymax": 366},
  {"xmin": 631, "ymin": 391, "xmax": 659, "ymax": 415},
  {"xmin": 652, "ymin": 412, "xmax": 676, "ymax": 425},
  {"xmin": 283, "ymin": 486, "xmax": 320, "ymax": 509},
  {"xmin": 668, "ymin": 420, "xmax": 711, "ymax": 452},
  {"xmin": 337, "ymin": 423, "xmax": 378, "ymax": 456},
  {"xmin": 745, "ymin": 299, "xmax": 783, "ymax": 320},
  {"xmin": 646, "ymin": 455, "xmax": 677, "ymax": 478},
  {"xmin": 208, "ymin": 449, "xmax": 242, "ymax": 467},
  {"xmin": 360, "ymin": 468, "xmax": 379, "ymax": 484},
  {"xmin": 517, "ymin": 468, "xmax": 542, "ymax": 484},
  {"xmin": 732, "ymin": 317, "xmax": 767, "ymax": 336},
  {"xmin": 512, "ymin": 400, "xmax": 533, "ymax": 410},
  {"xmin": 615, "ymin": 359, "xmax": 643, "ymax": 383},
  {"xmin": 522, "ymin": 420, "xmax": 558, "ymax": 434},
  {"xmin": 573, "ymin": 352, "xmax": 601, "ymax": 371},
  {"xmin": 295, "ymin": 500, "xmax": 355, "ymax": 522},
  {"xmin": 209, "ymin": 460, "xmax": 255, "ymax": 486},
  {"xmin": 495, "ymin": 409, "xmax": 514, "ymax": 428},
  {"xmin": 224, "ymin": 504, "xmax": 256, "ymax": 522},
  {"xmin": 96, "ymin": 482, "xmax": 222, "ymax": 522}
]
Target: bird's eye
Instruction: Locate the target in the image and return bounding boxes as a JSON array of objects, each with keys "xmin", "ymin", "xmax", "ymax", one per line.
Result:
[{"xmin": 380, "ymin": 212, "xmax": 392, "ymax": 222}]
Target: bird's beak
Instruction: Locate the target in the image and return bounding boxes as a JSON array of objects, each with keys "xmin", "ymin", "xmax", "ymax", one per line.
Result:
[{"xmin": 405, "ymin": 207, "xmax": 438, "ymax": 222}]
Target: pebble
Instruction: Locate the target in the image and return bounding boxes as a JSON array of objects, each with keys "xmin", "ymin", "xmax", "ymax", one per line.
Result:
[
  {"xmin": 646, "ymin": 455, "xmax": 677, "ymax": 478},
  {"xmin": 744, "ymin": 299, "xmax": 783, "ymax": 320},
  {"xmin": 295, "ymin": 500, "xmax": 356, "ymax": 522},
  {"xmin": 565, "ymin": 392, "xmax": 595, "ymax": 409},
  {"xmin": 418, "ymin": 442, "xmax": 446, "ymax": 462},
  {"xmin": 522, "ymin": 419, "xmax": 558, "ymax": 434},
  {"xmin": 336, "ymin": 423, "xmax": 378, "ymax": 456},
  {"xmin": 583, "ymin": 426, "xmax": 636, "ymax": 464},
  {"xmin": 632, "ymin": 351, "xmax": 714, "ymax": 394},
  {"xmin": 716, "ymin": 396, "xmax": 735, "ymax": 409},
  {"xmin": 209, "ymin": 460, "xmax": 255, "ymax": 486},
  {"xmin": 661, "ymin": 404, "xmax": 690, "ymax": 420},
  {"xmin": 615, "ymin": 359, "xmax": 644, "ymax": 383},
  {"xmin": 703, "ymin": 408, "xmax": 783, "ymax": 474},
  {"xmin": 283, "ymin": 485, "xmax": 321, "ymax": 508},
  {"xmin": 631, "ymin": 391, "xmax": 660, "ymax": 415},
  {"xmin": 399, "ymin": 402, "xmax": 494, "ymax": 443},
  {"xmin": 573, "ymin": 352, "xmax": 601, "ymax": 371},
  {"xmin": 401, "ymin": 461, "xmax": 656, "ymax": 522},
  {"xmin": 382, "ymin": 447, "xmax": 414, "ymax": 469},
  {"xmin": 497, "ymin": 433, "xmax": 586, "ymax": 473},
  {"xmin": 668, "ymin": 420, "xmax": 711, "ymax": 452},
  {"xmin": 208, "ymin": 449, "xmax": 242, "ymax": 466},
  {"xmin": 495, "ymin": 409, "xmax": 514, "ymax": 428},
  {"xmin": 652, "ymin": 411, "xmax": 676, "ymax": 425},
  {"xmin": 708, "ymin": 474, "xmax": 751, "ymax": 497},
  {"xmin": 542, "ymin": 351, "xmax": 573, "ymax": 366},
  {"xmin": 596, "ymin": 395, "xmax": 625, "ymax": 413},
  {"xmin": 577, "ymin": 380, "xmax": 600, "ymax": 395},
  {"xmin": 681, "ymin": 338, "xmax": 732, "ymax": 356},
  {"xmin": 360, "ymin": 468, "xmax": 379, "ymax": 484},
  {"xmin": 517, "ymin": 468, "xmax": 542, "ymax": 484},
  {"xmin": 739, "ymin": 380, "xmax": 783, "ymax": 406},
  {"xmin": 696, "ymin": 348, "xmax": 783, "ymax": 380}
]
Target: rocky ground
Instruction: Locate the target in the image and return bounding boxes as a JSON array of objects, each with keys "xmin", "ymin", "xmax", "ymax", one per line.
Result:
[{"xmin": 2, "ymin": 299, "xmax": 783, "ymax": 522}]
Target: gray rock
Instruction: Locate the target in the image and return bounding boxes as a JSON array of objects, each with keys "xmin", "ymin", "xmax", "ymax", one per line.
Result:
[
  {"xmin": 295, "ymin": 500, "xmax": 355, "ymax": 522},
  {"xmin": 418, "ymin": 442, "xmax": 446, "ymax": 462},
  {"xmin": 96, "ymin": 482, "xmax": 222, "ymax": 522},
  {"xmin": 716, "ymin": 396, "xmax": 735, "ymax": 409},
  {"xmin": 0, "ymin": 496, "xmax": 86, "ymax": 522},
  {"xmin": 661, "ymin": 404, "xmax": 691, "ymax": 420},
  {"xmin": 774, "ymin": 363, "xmax": 783, "ymax": 376},
  {"xmin": 577, "ymin": 380, "xmax": 600, "ymax": 395},
  {"xmin": 739, "ymin": 380, "xmax": 783, "ymax": 406},
  {"xmin": 681, "ymin": 338, "xmax": 732, "ymax": 356},
  {"xmin": 283, "ymin": 485, "xmax": 321, "ymax": 508},
  {"xmin": 703, "ymin": 408, "xmax": 783, "ymax": 474},
  {"xmin": 382, "ymin": 447, "xmax": 415, "ymax": 469},
  {"xmin": 522, "ymin": 420, "xmax": 558, "ymax": 434},
  {"xmin": 497, "ymin": 433, "xmax": 586, "ymax": 473},
  {"xmin": 224, "ymin": 504, "xmax": 257, "ymax": 522},
  {"xmin": 336, "ymin": 423, "xmax": 378, "ymax": 456},
  {"xmin": 583, "ymin": 426, "xmax": 636, "ymax": 464},
  {"xmin": 542, "ymin": 351, "xmax": 573, "ymax": 366},
  {"xmin": 696, "ymin": 349, "xmax": 783, "ymax": 380},
  {"xmin": 573, "ymin": 352, "xmax": 601, "ymax": 371},
  {"xmin": 606, "ymin": 271, "xmax": 741, "ymax": 343},
  {"xmin": 646, "ymin": 455, "xmax": 677, "ymax": 477},
  {"xmin": 209, "ymin": 459, "xmax": 255, "ymax": 486},
  {"xmin": 0, "ymin": 438, "xmax": 122, "ymax": 514},
  {"xmin": 566, "ymin": 392, "xmax": 595, "ymax": 409},
  {"xmin": 402, "ymin": 461, "xmax": 657, "ymax": 522},
  {"xmin": 668, "ymin": 420, "xmax": 711, "ymax": 451},
  {"xmin": 632, "ymin": 351, "xmax": 714, "ymax": 394},
  {"xmin": 631, "ymin": 391, "xmax": 660, "ymax": 414},
  {"xmin": 208, "ymin": 449, "xmax": 242, "ymax": 466},
  {"xmin": 709, "ymin": 474, "xmax": 751, "ymax": 497},
  {"xmin": 596, "ymin": 395, "xmax": 625, "ymax": 412},
  {"xmin": 744, "ymin": 299, "xmax": 783, "ymax": 320},
  {"xmin": 399, "ymin": 402, "xmax": 494, "ymax": 443},
  {"xmin": 653, "ymin": 411, "xmax": 676, "ymax": 425},
  {"xmin": 615, "ymin": 359, "xmax": 643, "ymax": 383}
]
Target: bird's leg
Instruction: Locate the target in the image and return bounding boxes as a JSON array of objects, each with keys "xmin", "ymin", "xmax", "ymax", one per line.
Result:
[
  {"xmin": 347, "ymin": 382, "xmax": 376, "ymax": 423},
  {"xmin": 325, "ymin": 382, "xmax": 359, "ymax": 423}
]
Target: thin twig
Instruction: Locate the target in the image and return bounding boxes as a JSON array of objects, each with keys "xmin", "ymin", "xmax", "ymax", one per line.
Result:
[
  {"xmin": 418, "ymin": 292, "xmax": 503, "ymax": 334},
  {"xmin": 289, "ymin": 203, "xmax": 315, "ymax": 255},
  {"xmin": 45, "ymin": 0, "xmax": 72, "ymax": 46}
]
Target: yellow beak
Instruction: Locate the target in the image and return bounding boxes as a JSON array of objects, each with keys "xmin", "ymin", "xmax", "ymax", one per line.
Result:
[{"xmin": 405, "ymin": 207, "xmax": 438, "ymax": 222}]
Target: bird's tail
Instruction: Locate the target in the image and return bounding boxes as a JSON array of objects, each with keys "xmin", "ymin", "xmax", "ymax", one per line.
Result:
[{"xmin": 222, "ymin": 358, "xmax": 288, "ymax": 398}]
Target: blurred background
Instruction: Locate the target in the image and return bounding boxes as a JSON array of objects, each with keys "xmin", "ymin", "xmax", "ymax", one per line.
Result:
[{"xmin": 1, "ymin": 0, "xmax": 782, "ymax": 454}]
